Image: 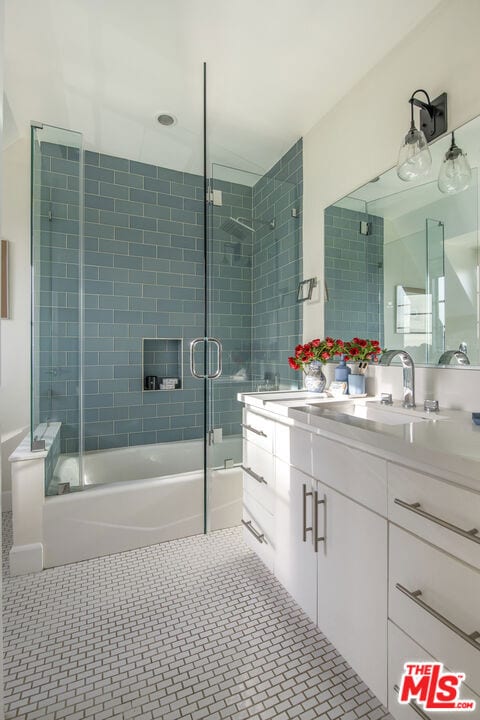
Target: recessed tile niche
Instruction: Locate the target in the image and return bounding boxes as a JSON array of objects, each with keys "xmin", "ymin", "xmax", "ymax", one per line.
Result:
[{"xmin": 143, "ymin": 338, "xmax": 182, "ymax": 391}]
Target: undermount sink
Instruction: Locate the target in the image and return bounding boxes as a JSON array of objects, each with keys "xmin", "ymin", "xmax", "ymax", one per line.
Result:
[{"xmin": 309, "ymin": 401, "xmax": 448, "ymax": 426}]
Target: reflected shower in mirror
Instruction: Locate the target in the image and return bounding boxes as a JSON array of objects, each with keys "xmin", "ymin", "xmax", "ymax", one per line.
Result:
[{"xmin": 324, "ymin": 113, "xmax": 480, "ymax": 367}]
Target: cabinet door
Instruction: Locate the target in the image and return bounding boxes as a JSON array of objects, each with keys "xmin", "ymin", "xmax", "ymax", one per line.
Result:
[
  {"xmin": 316, "ymin": 480, "xmax": 388, "ymax": 706},
  {"xmin": 274, "ymin": 460, "xmax": 317, "ymax": 623}
]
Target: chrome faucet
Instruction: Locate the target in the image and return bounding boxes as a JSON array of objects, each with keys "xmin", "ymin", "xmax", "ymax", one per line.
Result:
[
  {"xmin": 379, "ymin": 350, "xmax": 415, "ymax": 408},
  {"xmin": 438, "ymin": 350, "xmax": 470, "ymax": 366}
]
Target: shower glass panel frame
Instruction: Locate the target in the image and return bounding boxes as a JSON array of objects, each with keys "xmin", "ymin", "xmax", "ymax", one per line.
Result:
[{"xmin": 30, "ymin": 122, "xmax": 84, "ymax": 490}]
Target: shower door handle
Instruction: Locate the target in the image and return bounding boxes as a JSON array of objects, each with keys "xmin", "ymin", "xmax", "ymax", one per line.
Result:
[
  {"xmin": 207, "ymin": 337, "xmax": 222, "ymax": 379},
  {"xmin": 190, "ymin": 337, "xmax": 205, "ymax": 379},
  {"xmin": 190, "ymin": 337, "xmax": 223, "ymax": 379}
]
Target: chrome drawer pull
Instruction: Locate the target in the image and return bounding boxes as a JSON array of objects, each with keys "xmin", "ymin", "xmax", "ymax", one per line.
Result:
[
  {"xmin": 313, "ymin": 490, "xmax": 326, "ymax": 553},
  {"xmin": 394, "ymin": 498, "xmax": 480, "ymax": 545},
  {"xmin": 396, "ymin": 583, "xmax": 480, "ymax": 651},
  {"xmin": 394, "ymin": 684, "xmax": 430, "ymax": 719},
  {"xmin": 241, "ymin": 465, "xmax": 267, "ymax": 484},
  {"xmin": 241, "ymin": 519, "xmax": 266, "ymax": 544},
  {"xmin": 241, "ymin": 423, "xmax": 267, "ymax": 438},
  {"xmin": 302, "ymin": 483, "xmax": 313, "ymax": 542}
]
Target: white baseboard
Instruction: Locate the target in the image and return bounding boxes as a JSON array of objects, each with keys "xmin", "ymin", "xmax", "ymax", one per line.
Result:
[{"xmin": 2, "ymin": 491, "xmax": 12, "ymax": 512}]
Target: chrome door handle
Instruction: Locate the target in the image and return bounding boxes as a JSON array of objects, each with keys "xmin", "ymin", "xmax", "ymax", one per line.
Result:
[
  {"xmin": 302, "ymin": 483, "xmax": 313, "ymax": 542},
  {"xmin": 396, "ymin": 583, "xmax": 480, "ymax": 651},
  {"xmin": 241, "ymin": 423, "xmax": 267, "ymax": 437},
  {"xmin": 190, "ymin": 337, "xmax": 223, "ymax": 379},
  {"xmin": 190, "ymin": 337, "xmax": 205, "ymax": 379},
  {"xmin": 242, "ymin": 519, "xmax": 265, "ymax": 544},
  {"xmin": 207, "ymin": 337, "xmax": 222, "ymax": 379},
  {"xmin": 393, "ymin": 684, "xmax": 430, "ymax": 719},
  {"xmin": 241, "ymin": 465, "xmax": 266, "ymax": 484},
  {"xmin": 313, "ymin": 490, "xmax": 326, "ymax": 553},
  {"xmin": 394, "ymin": 498, "xmax": 480, "ymax": 545}
]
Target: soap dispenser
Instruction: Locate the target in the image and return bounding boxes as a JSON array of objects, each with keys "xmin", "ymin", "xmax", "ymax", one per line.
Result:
[{"xmin": 334, "ymin": 355, "xmax": 351, "ymax": 383}]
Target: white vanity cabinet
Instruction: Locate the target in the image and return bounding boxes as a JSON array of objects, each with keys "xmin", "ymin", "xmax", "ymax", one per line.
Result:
[
  {"xmin": 315, "ymin": 477, "xmax": 388, "ymax": 704},
  {"xmin": 240, "ymin": 401, "xmax": 480, "ymax": 720},
  {"xmin": 242, "ymin": 407, "xmax": 389, "ymax": 706}
]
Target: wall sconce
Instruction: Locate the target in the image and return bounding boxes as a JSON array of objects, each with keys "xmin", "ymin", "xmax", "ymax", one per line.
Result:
[
  {"xmin": 438, "ymin": 131, "xmax": 472, "ymax": 194},
  {"xmin": 397, "ymin": 89, "xmax": 447, "ymax": 181}
]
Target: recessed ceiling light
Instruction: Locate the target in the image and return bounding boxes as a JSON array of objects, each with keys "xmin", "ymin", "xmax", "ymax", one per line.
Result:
[{"xmin": 156, "ymin": 113, "xmax": 177, "ymax": 127}]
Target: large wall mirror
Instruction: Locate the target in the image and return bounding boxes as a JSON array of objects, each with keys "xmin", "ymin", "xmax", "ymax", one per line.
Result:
[{"xmin": 324, "ymin": 114, "xmax": 480, "ymax": 367}]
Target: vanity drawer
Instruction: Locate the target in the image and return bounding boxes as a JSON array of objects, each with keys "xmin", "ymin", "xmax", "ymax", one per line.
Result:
[
  {"xmin": 388, "ymin": 463, "xmax": 480, "ymax": 570},
  {"xmin": 275, "ymin": 423, "xmax": 312, "ymax": 476},
  {"xmin": 389, "ymin": 524, "xmax": 480, "ymax": 694},
  {"xmin": 242, "ymin": 491, "xmax": 275, "ymax": 572},
  {"xmin": 311, "ymin": 433, "xmax": 387, "ymax": 515},
  {"xmin": 388, "ymin": 620, "xmax": 480, "ymax": 720},
  {"xmin": 242, "ymin": 410, "xmax": 273, "ymax": 453},
  {"xmin": 242, "ymin": 440, "xmax": 275, "ymax": 513}
]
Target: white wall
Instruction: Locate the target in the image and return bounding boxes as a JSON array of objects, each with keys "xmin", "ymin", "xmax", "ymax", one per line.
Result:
[
  {"xmin": 303, "ymin": 0, "xmax": 480, "ymax": 409},
  {"xmin": 0, "ymin": 137, "xmax": 30, "ymax": 502}
]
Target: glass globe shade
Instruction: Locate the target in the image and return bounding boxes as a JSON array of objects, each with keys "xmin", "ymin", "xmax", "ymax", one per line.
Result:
[
  {"xmin": 397, "ymin": 126, "xmax": 432, "ymax": 181},
  {"xmin": 438, "ymin": 144, "xmax": 472, "ymax": 194}
]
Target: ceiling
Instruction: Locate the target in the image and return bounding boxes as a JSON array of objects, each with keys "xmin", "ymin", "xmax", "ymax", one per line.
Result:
[{"xmin": 4, "ymin": 0, "xmax": 442, "ymax": 177}]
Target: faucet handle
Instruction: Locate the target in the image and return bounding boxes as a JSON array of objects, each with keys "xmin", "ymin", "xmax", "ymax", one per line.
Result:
[
  {"xmin": 380, "ymin": 392, "xmax": 393, "ymax": 405},
  {"xmin": 424, "ymin": 399, "xmax": 440, "ymax": 413}
]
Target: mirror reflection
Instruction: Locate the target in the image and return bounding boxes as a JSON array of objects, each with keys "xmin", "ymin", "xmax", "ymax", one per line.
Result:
[{"xmin": 324, "ymin": 114, "xmax": 480, "ymax": 366}]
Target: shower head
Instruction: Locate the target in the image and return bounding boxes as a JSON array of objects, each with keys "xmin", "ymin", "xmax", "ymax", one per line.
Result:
[
  {"xmin": 220, "ymin": 217, "xmax": 254, "ymax": 240},
  {"xmin": 221, "ymin": 216, "xmax": 276, "ymax": 240}
]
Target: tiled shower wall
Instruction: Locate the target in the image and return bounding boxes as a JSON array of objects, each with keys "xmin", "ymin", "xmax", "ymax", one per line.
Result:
[
  {"xmin": 38, "ymin": 141, "xmax": 303, "ymax": 452},
  {"xmin": 252, "ymin": 139, "xmax": 303, "ymax": 387},
  {"xmin": 324, "ymin": 205, "xmax": 384, "ymax": 343}
]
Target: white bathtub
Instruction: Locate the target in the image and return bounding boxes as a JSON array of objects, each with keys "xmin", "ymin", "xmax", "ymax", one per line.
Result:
[{"xmin": 42, "ymin": 437, "xmax": 242, "ymax": 569}]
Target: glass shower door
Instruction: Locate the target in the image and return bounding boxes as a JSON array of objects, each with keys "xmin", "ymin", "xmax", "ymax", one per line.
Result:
[
  {"xmin": 31, "ymin": 66, "xmax": 210, "ymax": 548},
  {"xmin": 205, "ymin": 154, "xmax": 303, "ymax": 532}
]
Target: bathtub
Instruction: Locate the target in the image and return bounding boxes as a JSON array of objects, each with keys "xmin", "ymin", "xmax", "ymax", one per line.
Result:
[{"xmin": 41, "ymin": 437, "xmax": 243, "ymax": 569}]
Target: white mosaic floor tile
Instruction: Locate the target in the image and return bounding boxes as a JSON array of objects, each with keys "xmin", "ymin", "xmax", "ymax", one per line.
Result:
[{"xmin": 2, "ymin": 512, "xmax": 393, "ymax": 719}]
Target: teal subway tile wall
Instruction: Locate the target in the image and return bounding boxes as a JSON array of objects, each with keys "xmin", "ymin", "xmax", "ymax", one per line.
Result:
[
  {"xmin": 252, "ymin": 139, "xmax": 303, "ymax": 388},
  {"xmin": 38, "ymin": 139, "xmax": 303, "ymax": 452},
  {"xmin": 324, "ymin": 205, "xmax": 384, "ymax": 343}
]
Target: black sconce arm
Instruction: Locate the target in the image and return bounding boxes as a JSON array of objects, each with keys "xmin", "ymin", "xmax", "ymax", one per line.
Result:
[{"xmin": 406, "ymin": 89, "xmax": 448, "ymax": 142}]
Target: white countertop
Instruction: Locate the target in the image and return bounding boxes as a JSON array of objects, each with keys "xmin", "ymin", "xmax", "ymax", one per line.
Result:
[{"xmin": 238, "ymin": 391, "xmax": 480, "ymax": 493}]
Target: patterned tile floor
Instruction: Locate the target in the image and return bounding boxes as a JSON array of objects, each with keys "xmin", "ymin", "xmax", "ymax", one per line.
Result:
[{"xmin": 2, "ymin": 512, "xmax": 393, "ymax": 720}]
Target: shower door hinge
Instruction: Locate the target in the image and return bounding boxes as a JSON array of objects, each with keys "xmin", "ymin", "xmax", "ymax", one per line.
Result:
[
  {"xmin": 206, "ymin": 188, "xmax": 223, "ymax": 206},
  {"xmin": 207, "ymin": 428, "xmax": 223, "ymax": 446}
]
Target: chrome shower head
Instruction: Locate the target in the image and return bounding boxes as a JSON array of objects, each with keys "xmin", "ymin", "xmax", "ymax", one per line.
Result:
[
  {"xmin": 220, "ymin": 217, "xmax": 254, "ymax": 240},
  {"xmin": 221, "ymin": 216, "xmax": 275, "ymax": 240}
]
